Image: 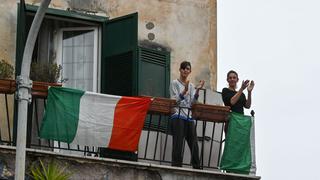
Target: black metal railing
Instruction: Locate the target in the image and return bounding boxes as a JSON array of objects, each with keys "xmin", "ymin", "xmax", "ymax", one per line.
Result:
[
  {"xmin": 139, "ymin": 106, "xmax": 225, "ymax": 169},
  {"xmin": 0, "ymin": 91, "xmax": 226, "ymax": 170}
]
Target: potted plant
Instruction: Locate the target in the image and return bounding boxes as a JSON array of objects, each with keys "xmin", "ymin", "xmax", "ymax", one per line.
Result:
[
  {"xmin": 0, "ymin": 59, "xmax": 15, "ymax": 94},
  {"xmin": 29, "ymin": 159, "xmax": 72, "ymax": 180},
  {"xmin": 30, "ymin": 62, "xmax": 62, "ymax": 98}
]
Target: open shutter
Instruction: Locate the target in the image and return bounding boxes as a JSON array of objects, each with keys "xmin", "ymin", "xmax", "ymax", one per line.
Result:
[
  {"xmin": 15, "ymin": 1, "xmax": 27, "ymax": 76},
  {"xmin": 101, "ymin": 13, "xmax": 138, "ymax": 96},
  {"xmin": 100, "ymin": 14, "xmax": 138, "ymax": 160},
  {"xmin": 13, "ymin": 1, "xmax": 28, "ymax": 145}
]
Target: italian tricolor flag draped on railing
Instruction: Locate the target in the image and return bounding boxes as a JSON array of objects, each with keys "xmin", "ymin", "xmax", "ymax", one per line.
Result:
[
  {"xmin": 39, "ymin": 87, "xmax": 152, "ymax": 152},
  {"xmin": 219, "ymin": 112, "xmax": 257, "ymax": 175}
]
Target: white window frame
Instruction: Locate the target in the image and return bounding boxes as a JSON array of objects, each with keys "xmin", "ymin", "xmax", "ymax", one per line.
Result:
[{"xmin": 56, "ymin": 27, "xmax": 100, "ymax": 92}]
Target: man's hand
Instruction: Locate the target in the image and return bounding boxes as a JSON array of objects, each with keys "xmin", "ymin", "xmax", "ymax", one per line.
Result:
[
  {"xmin": 182, "ymin": 80, "xmax": 189, "ymax": 95},
  {"xmin": 247, "ymin": 80, "xmax": 255, "ymax": 92},
  {"xmin": 196, "ymin": 80, "xmax": 205, "ymax": 89}
]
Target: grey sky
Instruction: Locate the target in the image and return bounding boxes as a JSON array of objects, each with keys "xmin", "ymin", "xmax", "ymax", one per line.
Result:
[{"xmin": 217, "ymin": 0, "xmax": 320, "ymax": 179}]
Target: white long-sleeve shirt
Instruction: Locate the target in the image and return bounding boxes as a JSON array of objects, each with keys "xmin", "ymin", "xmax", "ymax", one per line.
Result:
[{"xmin": 170, "ymin": 79, "xmax": 198, "ymax": 120}]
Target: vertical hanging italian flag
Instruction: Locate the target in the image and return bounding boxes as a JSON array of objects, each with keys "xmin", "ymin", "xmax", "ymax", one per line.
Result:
[
  {"xmin": 39, "ymin": 87, "xmax": 152, "ymax": 152},
  {"xmin": 219, "ymin": 112, "xmax": 256, "ymax": 175}
]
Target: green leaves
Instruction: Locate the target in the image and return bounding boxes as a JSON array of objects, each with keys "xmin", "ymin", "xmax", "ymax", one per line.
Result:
[
  {"xmin": 29, "ymin": 160, "xmax": 71, "ymax": 180},
  {"xmin": 30, "ymin": 62, "xmax": 62, "ymax": 83},
  {"xmin": 0, "ymin": 59, "xmax": 14, "ymax": 79}
]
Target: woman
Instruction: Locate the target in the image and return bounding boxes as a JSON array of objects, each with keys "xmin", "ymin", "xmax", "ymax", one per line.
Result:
[
  {"xmin": 220, "ymin": 70, "xmax": 255, "ymax": 174},
  {"xmin": 170, "ymin": 61, "xmax": 204, "ymax": 169},
  {"xmin": 222, "ymin": 70, "xmax": 254, "ymax": 115}
]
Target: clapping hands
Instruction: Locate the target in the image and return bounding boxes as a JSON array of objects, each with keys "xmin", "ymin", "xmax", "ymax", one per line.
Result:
[
  {"xmin": 182, "ymin": 80, "xmax": 190, "ymax": 95},
  {"xmin": 196, "ymin": 80, "xmax": 205, "ymax": 89},
  {"xmin": 247, "ymin": 80, "xmax": 255, "ymax": 92},
  {"xmin": 241, "ymin": 80, "xmax": 255, "ymax": 92},
  {"xmin": 182, "ymin": 80, "xmax": 205, "ymax": 95}
]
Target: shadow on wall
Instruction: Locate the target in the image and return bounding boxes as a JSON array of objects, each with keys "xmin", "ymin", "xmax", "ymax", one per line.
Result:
[{"xmin": 139, "ymin": 40, "xmax": 172, "ymax": 53}]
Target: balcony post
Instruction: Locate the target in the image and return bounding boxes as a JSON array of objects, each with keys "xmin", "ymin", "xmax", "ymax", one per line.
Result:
[{"xmin": 15, "ymin": 0, "xmax": 51, "ymax": 179}]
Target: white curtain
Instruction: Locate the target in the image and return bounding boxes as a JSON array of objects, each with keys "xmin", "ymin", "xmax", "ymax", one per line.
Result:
[{"xmin": 62, "ymin": 30, "xmax": 94, "ymax": 91}]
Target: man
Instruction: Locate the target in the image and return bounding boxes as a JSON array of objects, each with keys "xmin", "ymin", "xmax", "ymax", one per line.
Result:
[{"xmin": 170, "ymin": 61, "xmax": 205, "ymax": 169}]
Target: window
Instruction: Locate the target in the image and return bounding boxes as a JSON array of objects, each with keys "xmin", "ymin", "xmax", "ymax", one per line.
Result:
[
  {"xmin": 57, "ymin": 28, "xmax": 99, "ymax": 92},
  {"xmin": 16, "ymin": 4, "xmax": 171, "ymax": 145},
  {"xmin": 16, "ymin": 4, "xmax": 106, "ymax": 93}
]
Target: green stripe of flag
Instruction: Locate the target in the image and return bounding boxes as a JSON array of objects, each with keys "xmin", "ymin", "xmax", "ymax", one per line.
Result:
[
  {"xmin": 40, "ymin": 87, "xmax": 85, "ymax": 143},
  {"xmin": 220, "ymin": 112, "xmax": 252, "ymax": 174}
]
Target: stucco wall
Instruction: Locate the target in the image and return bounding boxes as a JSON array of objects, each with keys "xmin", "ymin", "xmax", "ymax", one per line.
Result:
[
  {"xmin": 0, "ymin": 1, "xmax": 17, "ymax": 142},
  {"xmin": 2, "ymin": 0, "xmax": 217, "ymax": 90},
  {"xmin": 101, "ymin": 0, "xmax": 218, "ymax": 89}
]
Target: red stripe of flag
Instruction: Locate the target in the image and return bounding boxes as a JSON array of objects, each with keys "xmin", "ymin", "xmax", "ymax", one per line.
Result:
[{"xmin": 108, "ymin": 97, "xmax": 152, "ymax": 152}]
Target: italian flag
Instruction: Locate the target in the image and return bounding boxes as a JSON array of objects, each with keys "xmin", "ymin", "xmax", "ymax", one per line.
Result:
[
  {"xmin": 219, "ymin": 112, "xmax": 256, "ymax": 175},
  {"xmin": 40, "ymin": 87, "xmax": 152, "ymax": 152}
]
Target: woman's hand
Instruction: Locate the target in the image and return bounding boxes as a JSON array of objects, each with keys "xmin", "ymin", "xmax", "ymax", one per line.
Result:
[
  {"xmin": 196, "ymin": 80, "xmax": 205, "ymax": 89},
  {"xmin": 241, "ymin": 80, "xmax": 250, "ymax": 90},
  {"xmin": 247, "ymin": 80, "xmax": 255, "ymax": 92}
]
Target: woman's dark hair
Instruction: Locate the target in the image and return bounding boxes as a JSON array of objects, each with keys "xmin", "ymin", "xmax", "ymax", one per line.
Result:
[
  {"xmin": 227, "ymin": 70, "xmax": 238, "ymax": 78},
  {"xmin": 180, "ymin": 61, "xmax": 191, "ymax": 70}
]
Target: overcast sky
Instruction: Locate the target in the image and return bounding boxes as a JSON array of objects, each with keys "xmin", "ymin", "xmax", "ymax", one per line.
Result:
[{"xmin": 217, "ymin": 0, "xmax": 320, "ymax": 179}]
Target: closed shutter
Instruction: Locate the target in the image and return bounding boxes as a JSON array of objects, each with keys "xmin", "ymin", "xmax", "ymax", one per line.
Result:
[
  {"xmin": 138, "ymin": 47, "xmax": 170, "ymax": 132},
  {"xmin": 138, "ymin": 47, "xmax": 170, "ymax": 97}
]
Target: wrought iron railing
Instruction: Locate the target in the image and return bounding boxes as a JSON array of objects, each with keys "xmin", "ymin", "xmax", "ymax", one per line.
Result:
[
  {"xmin": 0, "ymin": 88, "xmax": 228, "ymax": 170},
  {"xmin": 139, "ymin": 106, "xmax": 226, "ymax": 169}
]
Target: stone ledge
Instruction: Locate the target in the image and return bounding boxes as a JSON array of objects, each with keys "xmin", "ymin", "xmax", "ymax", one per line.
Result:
[{"xmin": 0, "ymin": 145, "xmax": 260, "ymax": 180}]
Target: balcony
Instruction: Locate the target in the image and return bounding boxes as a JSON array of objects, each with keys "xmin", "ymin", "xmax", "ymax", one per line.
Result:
[{"xmin": 0, "ymin": 81, "xmax": 260, "ymax": 179}]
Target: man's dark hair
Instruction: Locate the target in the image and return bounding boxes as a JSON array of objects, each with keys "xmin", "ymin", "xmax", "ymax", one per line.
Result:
[
  {"xmin": 180, "ymin": 61, "xmax": 191, "ymax": 70},
  {"xmin": 227, "ymin": 70, "xmax": 238, "ymax": 78}
]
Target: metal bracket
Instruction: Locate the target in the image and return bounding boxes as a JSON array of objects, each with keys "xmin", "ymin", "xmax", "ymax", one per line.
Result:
[{"xmin": 16, "ymin": 76, "xmax": 33, "ymax": 103}]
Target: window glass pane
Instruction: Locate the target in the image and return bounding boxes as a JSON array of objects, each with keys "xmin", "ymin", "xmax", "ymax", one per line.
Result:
[
  {"xmin": 62, "ymin": 63, "xmax": 72, "ymax": 80},
  {"xmin": 73, "ymin": 63, "xmax": 84, "ymax": 79},
  {"xmin": 75, "ymin": 79, "xmax": 85, "ymax": 90},
  {"xmin": 84, "ymin": 80, "xmax": 93, "ymax": 91},
  {"xmin": 63, "ymin": 47, "xmax": 73, "ymax": 64},
  {"xmin": 84, "ymin": 46, "xmax": 94, "ymax": 62},
  {"xmin": 84, "ymin": 31, "xmax": 94, "ymax": 46},
  {"xmin": 73, "ymin": 33, "xmax": 84, "ymax": 45},
  {"xmin": 63, "ymin": 36, "xmax": 73, "ymax": 46},
  {"xmin": 62, "ymin": 29, "xmax": 95, "ymax": 91},
  {"xmin": 73, "ymin": 46, "xmax": 84, "ymax": 63},
  {"xmin": 65, "ymin": 79, "xmax": 75, "ymax": 88},
  {"xmin": 84, "ymin": 62, "xmax": 93, "ymax": 79}
]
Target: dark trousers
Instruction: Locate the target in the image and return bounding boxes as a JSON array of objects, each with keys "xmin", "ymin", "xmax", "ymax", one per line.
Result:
[{"xmin": 171, "ymin": 118, "xmax": 200, "ymax": 168}]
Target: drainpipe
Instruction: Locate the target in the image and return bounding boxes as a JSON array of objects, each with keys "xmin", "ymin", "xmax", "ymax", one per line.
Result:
[{"xmin": 15, "ymin": 0, "xmax": 51, "ymax": 179}]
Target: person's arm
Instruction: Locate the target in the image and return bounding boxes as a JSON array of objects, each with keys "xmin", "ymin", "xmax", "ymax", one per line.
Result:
[
  {"xmin": 245, "ymin": 80, "xmax": 254, "ymax": 108},
  {"xmin": 230, "ymin": 80, "xmax": 249, "ymax": 105},
  {"xmin": 192, "ymin": 80, "xmax": 205, "ymax": 104}
]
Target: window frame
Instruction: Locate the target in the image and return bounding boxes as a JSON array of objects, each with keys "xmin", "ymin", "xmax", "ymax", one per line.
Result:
[
  {"xmin": 16, "ymin": 3, "xmax": 108, "ymax": 91},
  {"xmin": 57, "ymin": 27, "xmax": 99, "ymax": 92}
]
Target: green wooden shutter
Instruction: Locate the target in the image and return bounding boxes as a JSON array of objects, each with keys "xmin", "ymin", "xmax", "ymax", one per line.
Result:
[
  {"xmin": 138, "ymin": 47, "xmax": 171, "ymax": 132},
  {"xmin": 99, "ymin": 13, "xmax": 138, "ymax": 159},
  {"xmin": 101, "ymin": 13, "xmax": 138, "ymax": 96},
  {"xmin": 13, "ymin": 1, "xmax": 28, "ymax": 145},
  {"xmin": 15, "ymin": 1, "xmax": 27, "ymax": 76},
  {"xmin": 138, "ymin": 47, "xmax": 170, "ymax": 97}
]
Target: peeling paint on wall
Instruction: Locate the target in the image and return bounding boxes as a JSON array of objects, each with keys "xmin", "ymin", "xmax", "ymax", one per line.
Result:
[
  {"xmin": 1, "ymin": 0, "xmax": 217, "ymax": 90},
  {"xmin": 110, "ymin": 0, "xmax": 216, "ymax": 89},
  {"xmin": 0, "ymin": 1, "xmax": 19, "ymax": 140}
]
